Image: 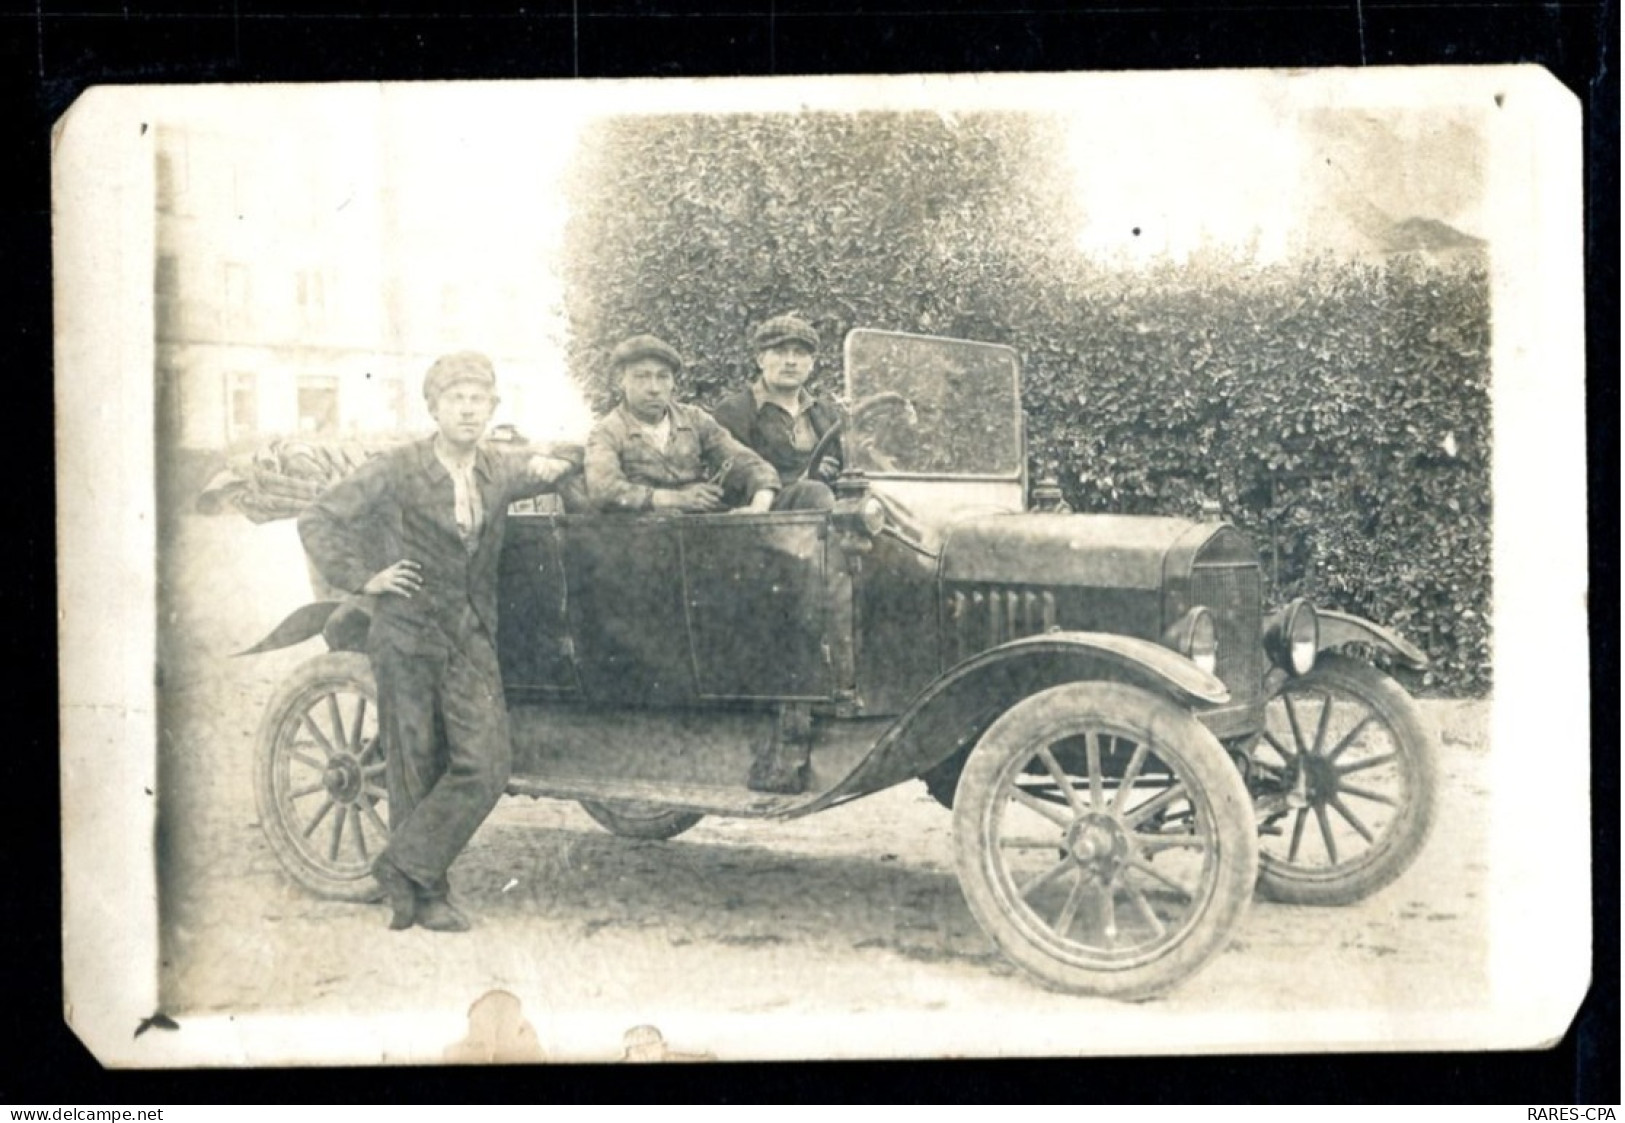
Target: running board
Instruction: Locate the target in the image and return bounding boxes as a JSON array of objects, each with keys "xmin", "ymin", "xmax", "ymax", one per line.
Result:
[{"xmin": 504, "ymin": 773, "xmax": 816, "ymax": 819}]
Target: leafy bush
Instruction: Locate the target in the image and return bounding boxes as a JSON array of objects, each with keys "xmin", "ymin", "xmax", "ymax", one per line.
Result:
[
  {"xmin": 563, "ymin": 113, "xmax": 1492, "ymax": 696},
  {"xmin": 1023, "ymin": 254, "xmax": 1491, "ymax": 695},
  {"xmin": 562, "ymin": 111, "xmax": 1079, "ymax": 407}
]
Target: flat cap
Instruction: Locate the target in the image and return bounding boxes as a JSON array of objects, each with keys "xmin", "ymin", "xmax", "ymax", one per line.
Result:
[
  {"xmin": 751, "ymin": 314, "xmax": 820, "ymax": 353},
  {"xmin": 609, "ymin": 333, "xmax": 683, "ymax": 373},
  {"xmin": 423, "ymin": 351, "xmax": 497, "ymax": 403}
]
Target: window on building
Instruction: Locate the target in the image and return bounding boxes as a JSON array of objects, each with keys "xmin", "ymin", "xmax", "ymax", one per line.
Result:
[
  {"xmin": 223, "ymin": 261, "xmax": 252, "ymax": 332},
  {"xmin": 296, "ymin": 376, "xmax": 340, "ymax": 435},
  {"xmin": 295, "ymin": 269, "xmax": 327, "ymax": 328},
  {"xmin": 440, "ymin": 283, "xmax": 464, "ymax": 333},
  {"xmin": 226, "ymin": 148, "xmax": 264, "ymax": 221},
  {"xmin": 227, "ymin": 372, "xmax": 258, "ymax": 441},
  {"xmin": 224, "ymin": 262, "xmax": 250, "ymax": 307},
  {"xmin": 499, "ymin": 284, "xmax": 521, "ymax": 337}
]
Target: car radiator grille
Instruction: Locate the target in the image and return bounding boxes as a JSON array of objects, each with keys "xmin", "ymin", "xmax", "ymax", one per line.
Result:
[
  {"xmin": 945, "ymin": 586, "xmax": 1056, "ymax": 662},
  {"xmin": 1189, "ymin": 564, "xmax": 1265, "ymax": 702}
]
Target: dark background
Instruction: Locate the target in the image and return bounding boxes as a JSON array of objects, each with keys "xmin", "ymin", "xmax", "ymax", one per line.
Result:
[{"xmin": 5, "ymin": 0, "xmax": 1616, "ymax": 1104}]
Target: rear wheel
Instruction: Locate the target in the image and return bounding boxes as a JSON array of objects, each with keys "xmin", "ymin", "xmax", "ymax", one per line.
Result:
[
  {"xmin": 580, "ymin": 800, "xmax": 703, "ymax": 841},
  {"xmin": 1252, "ymin": 654, "xmax": 1436, "ymax": 905},
  {"xmin": 253, "ymin": 652, "xmax": 389, "ymax": 901},
  {"xmin": 953, "ymin": 682, "xmax": 1258, "ymax": 1000}
]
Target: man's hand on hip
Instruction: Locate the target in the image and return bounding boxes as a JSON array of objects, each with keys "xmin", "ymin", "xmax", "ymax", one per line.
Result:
[{"xmin": 363, "ymin": 559, "xmax": 424, "ymax": 598}]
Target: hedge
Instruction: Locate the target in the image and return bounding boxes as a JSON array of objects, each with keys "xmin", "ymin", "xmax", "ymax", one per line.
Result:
[
  {"xmin": 563, "ymin": 112, "xmax": 1492, "ymax": 696},
  {"xmin": 1023, "ymin": 254, "xmax": 1492, "ymax": 695}
]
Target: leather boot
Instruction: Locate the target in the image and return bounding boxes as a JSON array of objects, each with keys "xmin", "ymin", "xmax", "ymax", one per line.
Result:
[
  {"xmin": 747, "ymin": 747, "xmax": 808, "ymax": 794},
  {"xmin": 415, "ymin": 896, "xmax": 472, "ymax": 933},
  {"xmin": 747, "ymin": 704, "xmax": 812, "ymax": 794},
  {"xmin": 371, "ymin": 857, "xmax": 418, "ymax": 931}
]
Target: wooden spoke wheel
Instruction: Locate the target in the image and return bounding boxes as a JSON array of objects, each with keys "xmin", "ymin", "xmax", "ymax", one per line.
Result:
[
  {"xmin": 1252, "ymin": 654, "xmax": 1437, "ymax": 905},
  {"xmin": 953, "ymin": 681, "xmax": 1258, "ymax": 1000},
  {"xmin": 579, "ymin": 800, "xmax": 703, "ymax": 841},
  {"xmin": 253, "ymin": 652, "xmax": 390, "ymax": 901}
]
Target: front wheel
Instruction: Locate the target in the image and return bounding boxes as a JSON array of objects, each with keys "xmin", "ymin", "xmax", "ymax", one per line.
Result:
[
  {"xmin": 953, "ymin": 682, "xmax": 1259, "ymax": 1000},
  {"xmin": 1251, "ymin": 654, "xmax": 1437, "ymax": 905},
  {"xmin": 253, "ymin": 651, "xmax": 390, "ymax": 901},
  {"xmin": 580, "ymin": 800, "xmax": 703, "ymax": 841}
]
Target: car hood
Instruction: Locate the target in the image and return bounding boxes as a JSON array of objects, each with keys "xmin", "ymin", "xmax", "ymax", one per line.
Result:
[{"xmin": 937, "ymin": 512, "xmax": 1213, "ymax": 591}]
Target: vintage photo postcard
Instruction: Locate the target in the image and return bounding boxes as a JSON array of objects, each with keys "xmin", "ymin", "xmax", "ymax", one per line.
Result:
[{"xmin": 56, "ymin": 67, "xmax": 1588, "ymax": 1067}]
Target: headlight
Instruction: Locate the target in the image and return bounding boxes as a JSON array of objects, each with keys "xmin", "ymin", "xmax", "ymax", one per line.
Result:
[
  {"xmin": 1266, "ymin": 598, "xmax": 1319, "ymax": 676},
  {"xmin": 1165, "ymin": 607, "xmax": 1219, "ymax": 677},
  {"xmin": 831, "ymin": 485, "xmax": 888, "ymax": 541},
  {"xmin": 859, "ymin": 495, "xmax": 887, "ymax": 536},
  {"xmin": 1189, "ymin": 609, "xmax": 1219, "ymax": 676},
  {"xmin": 1286, "ymin": 600, "xmax": 1318, "ymax": 675}
]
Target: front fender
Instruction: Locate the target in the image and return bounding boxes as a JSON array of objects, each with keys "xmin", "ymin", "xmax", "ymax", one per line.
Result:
[
  {"xmin": 1317, "ymin": 608, "xmax": 1428, "ymax": 669},
  {"xmin": 943, "ymin": 633, "xmax": 1231, "ymax": 709},
  {"xmin": 236, "ymin": 598, "xmax": 373, "ymax": 656},
  {"xmin": 804, "ymin": 632, "xmax": 1228, "ymax": 811}
]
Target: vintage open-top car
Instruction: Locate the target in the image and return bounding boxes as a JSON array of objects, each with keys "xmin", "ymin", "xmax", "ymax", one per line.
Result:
[{"xmin": 249, "ymin": 329, "xmax": 1437, "ymax": 999}]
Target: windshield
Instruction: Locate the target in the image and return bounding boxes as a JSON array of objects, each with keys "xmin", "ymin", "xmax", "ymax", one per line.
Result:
[{"xmin": 843, "ymin": 330, "xmax": 1022, "ymax": 479}]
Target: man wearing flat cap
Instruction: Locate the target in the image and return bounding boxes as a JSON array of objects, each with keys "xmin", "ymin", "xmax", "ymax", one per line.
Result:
[
  {"xmin": 587, "ymin": 333, "xmax": 828, "ymax": 513},
  {"xmin": 712, "ymin": 314, "xmax": 841, "ymax": 506},
  {"xmin": 299, "ymin": 351, "xmax": 580, "ymax": 932}
]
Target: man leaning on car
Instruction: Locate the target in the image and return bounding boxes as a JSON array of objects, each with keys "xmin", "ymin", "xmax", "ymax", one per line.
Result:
[
  {"xmin": 298, "ymin": 351, "xmax": 579, "ymax": 933},
  {"xmin": 585, "ymin": 333, "xmax": 832, "ymax": 513}
]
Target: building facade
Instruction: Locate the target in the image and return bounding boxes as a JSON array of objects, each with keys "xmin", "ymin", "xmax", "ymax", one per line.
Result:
[{"xmin": 155, "ymin": 93, "xmax": 586, "ymax": 455}]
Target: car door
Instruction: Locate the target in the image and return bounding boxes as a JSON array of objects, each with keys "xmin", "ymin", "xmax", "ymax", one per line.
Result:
[
  {"xmin": 496, "ymin": 514, "xmax": 582, "ymax": 698},
  {"xmin": 558, "ymin": 515, "xmax": 698, "ymax": 705},
  {"xmin": 680, "ymin": 511, "xmax": 832, "ymax": 701},
  {"xmin": 552, "ymin": 511, "xmax": 835, "ymax": 706}
]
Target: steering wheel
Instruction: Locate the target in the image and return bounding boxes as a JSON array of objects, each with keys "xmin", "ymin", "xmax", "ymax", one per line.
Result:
[
  {"xmin": 795, "ymin": 418, "xmax": 845, "ymax": 485},
  {"xmin": 794, "ymin": 391, "xmax": 916, "ymax": 484}
]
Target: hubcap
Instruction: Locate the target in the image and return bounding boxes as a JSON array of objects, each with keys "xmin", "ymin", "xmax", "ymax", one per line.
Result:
[
  {"xmin": 991, "ymin": 746, "xmax": 1219, "ymax": 968},
  {"xmin": 1299, "ymin": 752, "xmax": 1339, "ymax": 805},
  {"xmin": 1064, "ymin": 813, "xmax": 1128, "ymax": 877},
  {"xmin": 323, "ymin": 754, "xmax": 362, "ymax": 802},
  {"xmin": 1253, "ymin": 677, "xmax": 1413, "ymax": 876}
]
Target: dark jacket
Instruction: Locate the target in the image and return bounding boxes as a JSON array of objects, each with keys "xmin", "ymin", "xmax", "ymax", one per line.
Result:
[
  {"xmin": 298, "ymin": 437, "xmax": 574, "ymax": 649},
  {"xmin": 712, "ymin": 384, "xmax": 842, "ymax": 485}
]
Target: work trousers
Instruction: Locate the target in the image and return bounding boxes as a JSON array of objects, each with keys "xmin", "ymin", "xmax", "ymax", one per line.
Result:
[{"xmin": 370, "ymin": 618, "xmax": 512, "ymax": 894}]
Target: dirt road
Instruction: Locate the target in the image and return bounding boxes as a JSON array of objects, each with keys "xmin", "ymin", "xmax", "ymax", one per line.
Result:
[{"xmin": 153, "ymin": 513, "xmax": 1492, "ymax": 1062}]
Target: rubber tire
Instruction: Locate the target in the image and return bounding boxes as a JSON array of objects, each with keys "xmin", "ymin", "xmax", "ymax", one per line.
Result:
[
  {"xmin": 1255, "ymin": 654, "xmax": 1437, "ymax": 906},
  {"xmin": 952, "ymin": 681, "xmax": 1259, "ymax": 1000},
  {"xmin": 580, "ymin": 801, "xmax": 704, "ymax": 841},
  {"xmin": 253, "ymin": 651, "xmax": 386, "ymax": 902}
]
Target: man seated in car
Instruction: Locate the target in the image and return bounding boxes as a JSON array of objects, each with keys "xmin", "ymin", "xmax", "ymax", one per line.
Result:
[
  {"xmin": 585, "ymin": 333, "xmax": 832, "ymax": 513},
  {"xmin": 712, "ymin": 314, "xmax": 840, "ymax": 508}
]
